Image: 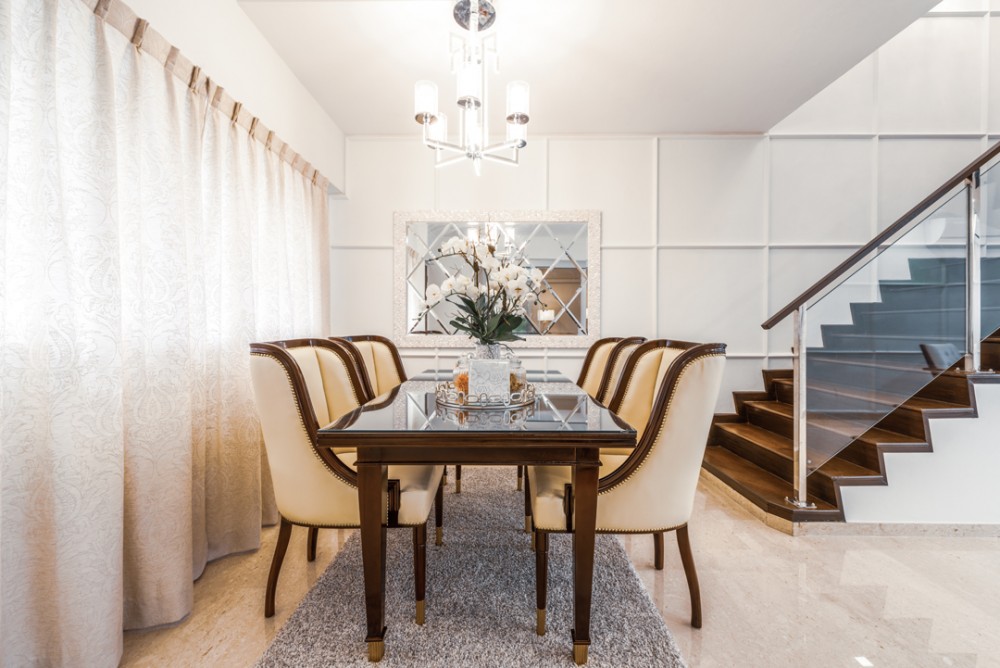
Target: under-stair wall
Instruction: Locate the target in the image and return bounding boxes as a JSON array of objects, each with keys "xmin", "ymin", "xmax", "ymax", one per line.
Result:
[{"xmin": 840, "ymin": 381, "xmax": 1000, "ymax": 524}]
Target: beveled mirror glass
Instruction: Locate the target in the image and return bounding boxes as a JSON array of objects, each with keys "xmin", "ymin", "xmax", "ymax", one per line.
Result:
[{"xmin": 393, "ymin": 211, "xmax": 601, "ymax": 348}]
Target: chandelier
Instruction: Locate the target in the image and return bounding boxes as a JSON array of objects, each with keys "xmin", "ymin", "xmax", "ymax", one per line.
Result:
[{"xmin": 413, "ymin": 0, "xmax": 530, "ymax": 175}]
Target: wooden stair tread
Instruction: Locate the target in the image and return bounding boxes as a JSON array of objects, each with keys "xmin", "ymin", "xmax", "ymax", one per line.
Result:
[
  {"xmin": 772, "ymin": 378, "xmax": 968, "ymax": 411},
  {"xmin": 702, "ymin": 446, "xmax": 841, "ymax": 521},
  {"xmin": 715, "ymin": 422, "xmax": 878, "ymax": 478}
]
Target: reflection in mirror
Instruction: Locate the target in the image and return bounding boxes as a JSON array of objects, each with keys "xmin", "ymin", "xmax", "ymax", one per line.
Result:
[{"xmin": 395, "ymin": 211, "xmax": 600, "ymax": 348}]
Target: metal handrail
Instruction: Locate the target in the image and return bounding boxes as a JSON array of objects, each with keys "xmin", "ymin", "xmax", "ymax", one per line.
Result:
[{"xmin": 762, "ymin": 140, "xmax": 1000, "ymax": 331}]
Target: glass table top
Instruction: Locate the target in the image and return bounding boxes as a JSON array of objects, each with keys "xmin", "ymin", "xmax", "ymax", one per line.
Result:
[{"xmin": 325, "ymin": 376, "xmax": 633, "ymax": 436}]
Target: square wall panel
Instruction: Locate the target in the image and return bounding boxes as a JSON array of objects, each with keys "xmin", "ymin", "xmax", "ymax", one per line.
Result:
[
  {"xmin": 657, "ymin": 248, "xmax": 766, "ymax": 355},
  {"xmin": 877, "ymin": 137, "xmax": 984, "ymax": 227},
  {"xmin": 928, "ymin": 0, "xmax": 986, "ymax": 11},
  {"xmin": 989, "ymin": 17, "xmax": 1000, "ymax": 133},
  {"xmin": 715, "ymin": 357, "xmax": 767, "ymax": 414},
  {"xmin": 548, "ymin": 139, "xmax": 656, "ymax": 246},
  {"xmin": 336, "ymin": 139, "xmax": 435, "ymax": 247},
  {"xmin": 770, "ymin": 56, "xmax": 876, "ymax": 135},
  {"xmin": 769, "ymin": 138, "xmax": 875, "ymax": 244},
  {"xmin": 659, "ymin": 138, "xmax": 766, "ymax": 245},
  {"xmin": 877, "ymin": 17, "xmax": 985, "ymax": 134},
  {"xmin": 601, "ymin": 249, "xmax": 656, "ymax": 338},
  {"xmin": 767, "ymin": 248, "xmax": 860, "ymax": 354},
  {"xmin": 436, "ymin": 139, "xmax": 547, "ymax": 210},
  {"xmin": 330, "ymin": 248, "xmax": 394, "ymax": 337}
]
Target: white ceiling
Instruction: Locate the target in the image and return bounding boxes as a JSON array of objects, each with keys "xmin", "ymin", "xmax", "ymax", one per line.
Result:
[{"xmin": 240, "ymin": 0, "xmax": 937, "ymax": 137}]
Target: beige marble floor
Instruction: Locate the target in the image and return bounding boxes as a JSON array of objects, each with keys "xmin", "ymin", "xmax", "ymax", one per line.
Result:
[{"xmin": 121, "ymin": 474, "xmax": 1000, "ymax": 667}]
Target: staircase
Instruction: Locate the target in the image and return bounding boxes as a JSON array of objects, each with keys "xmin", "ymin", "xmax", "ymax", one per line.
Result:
[{"xmin": 703, "ymin": 254, "xmax": 1000, "ymax": 522}]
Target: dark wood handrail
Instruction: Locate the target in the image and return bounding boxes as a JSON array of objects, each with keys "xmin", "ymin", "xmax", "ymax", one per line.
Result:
[{"xmin": 762, "ymin": 140, "xmax": 1000, "ymax": 330}]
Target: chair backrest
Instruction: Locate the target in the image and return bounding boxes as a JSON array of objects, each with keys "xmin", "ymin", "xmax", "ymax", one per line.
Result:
[
  {"xmin": 577, "ymin": 337, "xmax": 624, "ymax": 398},
  {"xmin": 596, "ymin": 337, "xmax": 646, "ymax": 405},
  {"xmin": 601, "ymin": 339, "xmax": 726, "ymax": 531},
  {"xmin": 249, "ymin": 338, "xmax": 368, "ymax": 526},
  {"xmin": 333, "ymin": 335, "xmax": 407, "ymax": 396}
]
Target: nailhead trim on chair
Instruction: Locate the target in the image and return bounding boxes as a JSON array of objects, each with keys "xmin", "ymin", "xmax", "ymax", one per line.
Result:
[
  {"xmin": 598, "ymin": 353, "xmax": 720, "ymax": 500},
  {"xmin": 252, "ymin": 351, "xmax": 358, "ymax": 488}
]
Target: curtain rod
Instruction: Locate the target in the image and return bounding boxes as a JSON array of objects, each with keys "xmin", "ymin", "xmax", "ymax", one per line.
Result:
[{"xmin": 86, "ymin": 0, "xmax": 330, "ymax": 192}]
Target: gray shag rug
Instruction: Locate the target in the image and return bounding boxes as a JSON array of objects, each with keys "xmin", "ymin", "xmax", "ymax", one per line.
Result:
[{"xmin": 256, "ymin": 467, "xmax": 686, "ymax": 667}]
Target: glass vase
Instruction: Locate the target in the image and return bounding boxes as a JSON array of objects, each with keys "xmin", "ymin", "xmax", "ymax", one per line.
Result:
[{"xmin": 473, "ymin": 342, "xmax": 502, "ymax": 359}]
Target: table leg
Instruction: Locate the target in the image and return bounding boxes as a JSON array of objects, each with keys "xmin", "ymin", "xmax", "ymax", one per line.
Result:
[
  {"xmin": 571, "ymin": 453, "xmax": 600, "ymax": 665},
  {"xmin": 358, "ymin": 463, "xmax": 388, "ymax": 662}
]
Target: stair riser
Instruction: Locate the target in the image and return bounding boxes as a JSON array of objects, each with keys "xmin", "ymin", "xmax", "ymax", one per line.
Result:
[
  {"xmin": 821, "ymin": 333, "xmax": 963, "ymax": 353},
  {"xmin": 715, "ymin": 428, "xmax": 839, "ymax": 505},
  {"xmin": 808, "ymin": 358, "xmax": 938, "ymax": 394},
  {"xmin": 907, "ymin": 256, "xmax": 1000, "ymax": 283},
  {"xmin": 878, "ymin": 283, "xmax": 1000, "ymax": 310}
]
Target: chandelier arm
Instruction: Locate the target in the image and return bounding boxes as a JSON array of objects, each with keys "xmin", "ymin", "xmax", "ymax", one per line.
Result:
[
  {"xmin": 435, "ymin": 153, "xmax": 473, "ymax": 169},
  {"xmin": 483, "ymin": 139, "xmax": 525, "ymax": 154},
  {"xmin": 424, "ymin": 139, "xmax": 466, "ymax": 154},
  {"xmin": 481, "ymin": 153, "xmax": 518, "ymax": 166}
]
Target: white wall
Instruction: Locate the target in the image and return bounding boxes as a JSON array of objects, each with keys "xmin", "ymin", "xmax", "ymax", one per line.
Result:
[
  {"xmin": 331, "ymin": 4, "xmax": 1000, "ymax": 411},
  {"xmin": 841, "ymin": 382, "xmax": 1000, "ymax": 523},
  {"xmin": 127, "ymin": 0, "xmax": 346, "ymax": 191}
]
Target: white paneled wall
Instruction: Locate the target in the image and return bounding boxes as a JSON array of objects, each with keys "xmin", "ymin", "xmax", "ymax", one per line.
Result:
[{"xmin": 331, "ymin": 7, "xmax": 1000, "ymax": 412}]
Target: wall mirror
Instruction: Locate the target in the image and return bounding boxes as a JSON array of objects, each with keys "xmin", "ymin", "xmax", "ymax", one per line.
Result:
[{"xmin": 393, "ymin": 210, "xmax": 601, "ymax": 348}]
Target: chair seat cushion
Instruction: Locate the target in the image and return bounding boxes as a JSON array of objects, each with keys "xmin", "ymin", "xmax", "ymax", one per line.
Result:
[
  {"xmin": 528, "ymin": 454, "xmax": 628, "ymax": 531},
  {"xmin": 336, "ymin": 452, "xmax": 442, "ymax": 527}
]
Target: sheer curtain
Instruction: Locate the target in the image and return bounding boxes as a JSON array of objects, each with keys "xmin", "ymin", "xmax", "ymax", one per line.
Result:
[{"xmin": 0, "ymin": 1, "xmax": 328, "ymax": 665}]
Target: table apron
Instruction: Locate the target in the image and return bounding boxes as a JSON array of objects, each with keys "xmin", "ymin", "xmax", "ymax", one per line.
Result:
[{"xmin": 351, "ymin": 445, "xmax": 612, "ymax": 467}]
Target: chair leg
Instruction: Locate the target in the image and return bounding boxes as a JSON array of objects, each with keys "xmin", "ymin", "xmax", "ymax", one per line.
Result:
[
  {"xmin": 653, "ymin": 531, "xmax": 664, "ymax": 570},
  {"xmin": 455, "ymin": 465, "xmax": 462, "ymax": 493},
  {"xmin": 265, "ymin": 517, "xmax": 293, "ymax": 618},
  {"xmin": 524, "ymin": 471, "xmax": 532, "ymax": 535},
  {"xmin": 442, "ymin": 465, "xmax": 448, "ymax": 485},
  {"xmin": 676, "ymin": 524, "xmax": 702, "ymax": 628},
  {"xmin": 413, "ymin": 523, "xmax": 427, "ymax": 625},
  {"xmin": 307, "ymin": 526, "xmax": 319, "ymax": 562},
  {"xmin": 517, "ymin": 465, "xmax": 523, "ymax": 491},
  {"xmin": 535, "ymin": 530, "xmax": 548, "ymax": 635},
  {"xmin": 435, "ymin": 478, "xmax": 444, "ymax": 546}
]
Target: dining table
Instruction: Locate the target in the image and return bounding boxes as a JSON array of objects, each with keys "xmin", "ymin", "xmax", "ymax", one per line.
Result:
[{"xmin": 318, "ymin": 369, "xmax": 637, "ymax": 665}]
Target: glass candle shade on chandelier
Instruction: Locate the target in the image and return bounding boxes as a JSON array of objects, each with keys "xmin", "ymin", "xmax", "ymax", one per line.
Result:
[{"xmin": 413, "ymin": 0, "xmax": 530, "ymax": 175}]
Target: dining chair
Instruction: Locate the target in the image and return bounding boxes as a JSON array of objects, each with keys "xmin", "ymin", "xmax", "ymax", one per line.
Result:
[
  {"xmin": 596, "ymin": 337, "xmax": 647, "ymax": 406},
  {"xmin": 331, "ymin": 334, "xmax": 468, "ymax": 489},
  {"xmin": 250, "ymin": 337, "xmax": 445, "ymax": 622},
  {"xmin": 527, "ymin": 339, "xmax": 726, "ymax": 633},
  {"xmin": 576, "ymin": 337, "xmax": 625, "ymax": 400}
]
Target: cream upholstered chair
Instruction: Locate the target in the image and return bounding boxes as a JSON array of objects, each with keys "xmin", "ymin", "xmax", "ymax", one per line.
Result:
[
  {"xmin": 528, "ymin": 339, "xmax": 726, "ymax": 633},
  {"xmin": 332, "ymin": 335, "xmax": 407, "ymax": 397},
  {"xmin": 576, "ymin": 337, "xmax": 625, "ymax": 399},
  {"xmin": 596, "ymin": 336, "xmax": 646, "ymax": 406},
  {"xmin": 250, "ymin": 338, "xmax": 444, "ymax": 622}
]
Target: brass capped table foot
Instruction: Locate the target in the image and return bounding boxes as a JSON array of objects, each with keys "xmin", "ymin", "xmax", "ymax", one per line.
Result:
[
  {"xmin": 455, "ymin": 479, "xmax": 462, "ymax": 494},
  {"xmin": 435, "ymin": 526, "xmax": 443, "ymax": 546},
  {"xmin": 517, "ymin": 478, "xmax": 523, "ymax": 491},
  {"xmin": 415, "ymin": 600, "xmax": 425, "ymax": 625},
  {"xmin": 367, "ymin": 639, "xmax": 385, "ymax": 662},
  {"xmin": 536, "ymin": 608, "xmax": 546, "ymax": 636},
  {"xmin": 573, "ymin": 643, "xmax": 589, "ymax": 665},
  {"xmin": 524, "ymin": 516, "xmax": 531, "ymax": 533}
]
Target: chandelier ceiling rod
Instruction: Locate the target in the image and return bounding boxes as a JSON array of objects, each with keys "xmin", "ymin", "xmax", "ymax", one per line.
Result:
[{"xmin": 413, "ymin": 0, "xmax": 530, "ymax": 175}]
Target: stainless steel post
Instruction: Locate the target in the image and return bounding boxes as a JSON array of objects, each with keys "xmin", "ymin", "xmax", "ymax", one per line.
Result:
[
  {"xmin": 787, "ymin": 305, "xmax": 815, "ymax": 509},
  {"xmin": 966, "ymin": 172, "xmax": 982, "ymax": 373}
]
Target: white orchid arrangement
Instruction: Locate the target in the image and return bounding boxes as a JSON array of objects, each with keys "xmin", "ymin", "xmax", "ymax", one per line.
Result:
[{"xmin": 418, "ymin": 235, "xmax": 546, "ymax": 345}]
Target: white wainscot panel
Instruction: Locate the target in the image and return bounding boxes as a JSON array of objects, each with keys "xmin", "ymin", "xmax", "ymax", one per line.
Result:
[
  {"xmin": 658, "ymin": 138, "xmax": 766, "ymax": 245},
  {"xmin": 543, "ymin": 351, "xmax": 586, "ymax": 380},
  {"xmin": 877, "ymin": 16, "xmax": 985, "ymax": 134},
  {"xmin": 336, "ymin": 139, "xmax": 435, "ymax": 247},
  {"xmin": 601, "ymin": 249, "xmax": 656, "ymax": 339},
  {"xmin": 548, "ymin": 139, "xmax": 656, "ymax": 246},
  {"xmin": 989, "ymin": 18, "xmax": 1000, "ymax": 133},
  {"xmin": 399, "ymin": 351, "xmax": 439, "ymax": 378},
  {"xmin": 769, "ymin": 138, "xmax": 875, "ymax": 244},
  {"xmin": 658, "ymin": 248, "xmax": 766, "ymax": 355},
  {"xmin": 715, "ymin": 357, "xmax": 767, "ymax": 414},
  {"xmin": 330, "ymin": 248, "xmax": 394, "ymax": 337},
  {"xmin": 770, "ymin": 56, "xmax": 876, "ymax": 135},
  {"xmin": 877, "ymin": 137, "xmax": 984, "ymax": 227},
  {"xmin": 766, "ymin": 248, "xmax": 870, "ymax": 354},
  {"xmin": 436, "ymin": 139, "xmax": 547, "ymax": 210}
]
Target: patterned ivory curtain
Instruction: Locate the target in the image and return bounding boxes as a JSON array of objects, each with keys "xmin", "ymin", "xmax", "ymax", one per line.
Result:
[{"xmin": 0, "ymin": 1, "xmax": 328, "ymax": 665}]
